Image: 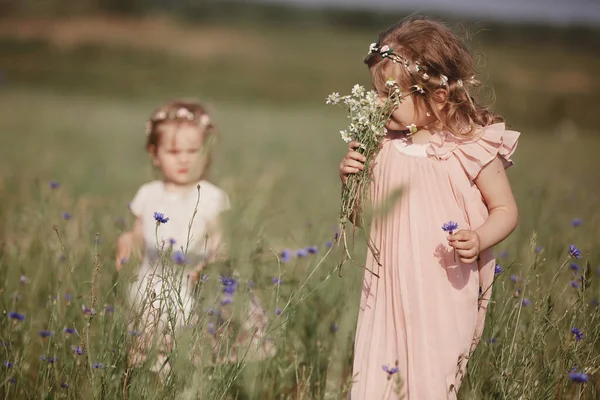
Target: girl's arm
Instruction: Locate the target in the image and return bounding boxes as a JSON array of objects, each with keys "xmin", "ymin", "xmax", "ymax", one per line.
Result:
[
  {"xmin": 190, "ymin": 217, "xmax": 227, "ymax": 282},
  {"xmin": 449, "ymin": 156, "xmax": 518, "ymax": 263},
  {"xmin": 115, "ymin": 217, "xmax": 144, "ymax": 270}
]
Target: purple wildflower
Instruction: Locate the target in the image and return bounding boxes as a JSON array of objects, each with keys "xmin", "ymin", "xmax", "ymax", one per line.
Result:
[
  {"xmin": 569, "ymin": 245, "xmax": 582, "ymax": 259},
  {"xmin": 494, "ymin": 264, "xmax": 503, "ymax": 274},
  {"xmin": 521, "ymin": 298, "xmax": 531, "ymax": 306},
  {"xmin": 296, "ymin": 249, "xmax": 308, "ymax": 258},
  {"xmin": 570, "ymin": 280, "xmax": 581, "ymax": 289},
  {"xmin": 61, "ymin": 382, "xmax": 69, "ymax": 389},
  {"xmin": 65, "ymin": 293, "xmax": 72, "ymax": 302},
  {"xmin": 591, "ymin": 298, "xmax": 600, "ymax": 307},
  {"xmin": 64, "ymin": 327, "xmax": 76, "ymax": 335},
  {"xmin": 70, "ymin": 345, "xmax": 84, "ymax": 355},
  {"xmin": 571, "ymin": 218, "xmax": 583, "ymax": 228},
  {"xmin": 82, "ymin": 305, "xmax": 96, "ymax": 316},
  {"xmin": 485, "ymin": 337, "xmax": 497, "ymax": 344},
  {"xmin": 201, "ymin": 274, "xmax": 208, "ymax": 283},
  {"xmin": 49, "ymin": 181, "xmax": 60, "ymax": 189},
  {"xmin": 221, "ymin": 296, "xmax": 233, "ymax": 306},
  {"xmin": 441, "ymin": 221, "xmax": 459, "ymax": 235},
  {"xmin": 153, "ymin": 212, "xmax": 169, "ymax": 224},
  {"xmin": 382, "ymin": 364, "xmax": 399, "ymax": 376},
  {"xmin": 497, "ymin": 250, "xmax": 509, "ymax": 259},
  {"xmin": 569, "ymin": 371, "xmax": 589, "ymax": 383},
  {"xmin": 3, "ymin": 361, "xmax": 13, "ymax": 368},
  {"xmin": 330, "ymin": 323, "xmax": 339, "ymax": 333},
  {"xmin": 39, "ymin": 330, "xmax": 54, "ymax": 338},
  {"xmin": 220, "ymin": 276, "xmax": 238, "ymax": 295},
  {"xmin": 272, "ymin": 277, "xmax": 283, "ymax": 285},
  {"xmin": 172, "ymin": 250, "xmax": 186, "ymax": 265},
  {"xmin": 105, "ymin": 305, "xmax": 114, "ymax": 314},
  {"xmin": 570, "ymin": 263, "xmax": 581, "ymax": 272},
  {"xmin": 169, "ymin": 238, "xmax": 176, "ymax": 246},
  {"xmin": 207, "ymin": 322, "xmax": 216, "ymax": 335},
  {"xmin": 510, "ymin": 275, "xmax": 518, "ymax": 283},
  {"xmin": 571, "ymin": 327, "xmax": 584, "ymax": 341},
  {"xmin": 92, "ymin": 362, "xmax": 105, "ymax": 369},
  {"xmin": 275, "ymin": 308, "xmax": 282, "ymax": 315},
  {"xmin": 62, "ymin": 212, "xmax": 72, "ymax": 221},
  {"xmin": 8, "ymin": 312, "xmax": 25, "ymax": 321},
  {"xmin": 535, "ymin": 246, "xmax": 544, "ymax": 253},
  {"xmin": 326, "ymin": 241, "xmax": 333, "ymax": 248},
  {"xmin": 306, "ymin": 246, "xmax": 318, "ymax": 254},
  {"xmin": 280, "ymin": 249, "xmax": 291, "ymax": 263}
]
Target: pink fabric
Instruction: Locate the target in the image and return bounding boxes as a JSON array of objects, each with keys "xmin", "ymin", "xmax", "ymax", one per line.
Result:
[{"xmin": 351, "ymin": 123, "xmax": 520, "ymax": 400}]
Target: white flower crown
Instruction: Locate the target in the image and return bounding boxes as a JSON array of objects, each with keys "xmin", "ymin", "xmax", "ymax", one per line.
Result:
[{"xmin": 145, "ymin": 107, "xmax": 211, "ymax": 135}]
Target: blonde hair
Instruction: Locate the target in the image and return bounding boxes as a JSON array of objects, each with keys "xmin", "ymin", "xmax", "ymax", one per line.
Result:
[
  {"xmin": 366, "ymin": 17, "xmax": 503, "ymax": 136},
  {"xmin": 145, "ymin": 99, "xmax": 217, "ymax": 178}
]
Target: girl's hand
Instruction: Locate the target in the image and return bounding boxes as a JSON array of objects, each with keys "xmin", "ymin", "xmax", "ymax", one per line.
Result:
[
  {"xmin": 448, "ymin": 230, "xmax": 480, "ymax": 264},
  {"xmin": 189, "ymin": 264, "xmax": 206, "ymax": 284},
  {"xmin": 339, "ymin": 141, "xmax": 366, "ymax": 184},
  {"xmin": 116, "ymin": 232, "xmax": 134, "ymax": 271}
]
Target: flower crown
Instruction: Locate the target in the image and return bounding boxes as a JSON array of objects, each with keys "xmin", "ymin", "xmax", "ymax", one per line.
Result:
[
  {"xmin": 368, "ymin": 42, "xmax": 460, "ymax": 88},
  {"xmin": 145, "ymin": 106, "xmax": 211, "ymax": 135}
]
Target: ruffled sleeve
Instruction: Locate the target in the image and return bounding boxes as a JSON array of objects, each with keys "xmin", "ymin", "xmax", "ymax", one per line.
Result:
[{"xmin": 427, "ymin": 123, "xmax": 520, "ymax": 181}]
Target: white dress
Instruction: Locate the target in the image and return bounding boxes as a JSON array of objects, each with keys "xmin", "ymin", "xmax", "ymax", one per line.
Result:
[{"xmin": 128, "ymin": 180, "xmax": 230, "ymax": 331}]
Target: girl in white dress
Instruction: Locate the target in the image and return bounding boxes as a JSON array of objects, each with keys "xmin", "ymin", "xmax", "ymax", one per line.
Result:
[{"xmin": 116, "ymin": 100, "xmax": 272, "ymax": 369}]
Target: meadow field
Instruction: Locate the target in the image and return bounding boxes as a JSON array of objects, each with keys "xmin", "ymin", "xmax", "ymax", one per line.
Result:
[{"xmin": 0, "ymin": 12, "xmax": 599, "ymax": 399}]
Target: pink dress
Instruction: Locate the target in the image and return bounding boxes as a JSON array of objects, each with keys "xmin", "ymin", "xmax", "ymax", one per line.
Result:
[{"xmin": 351, "ymin": 123, "xmax": 519, "ymax": 400}]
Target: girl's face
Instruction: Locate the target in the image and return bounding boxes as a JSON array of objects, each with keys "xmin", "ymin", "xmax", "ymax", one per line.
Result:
[{"xmin": 150, "ymin": 124, "xmax": 208, "ymax": 186}]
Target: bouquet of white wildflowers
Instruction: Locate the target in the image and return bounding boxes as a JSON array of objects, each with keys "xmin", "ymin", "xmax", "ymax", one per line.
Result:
[{"xmin": 327, "ymin": 80, "xmax": 402, "ymax": 276}]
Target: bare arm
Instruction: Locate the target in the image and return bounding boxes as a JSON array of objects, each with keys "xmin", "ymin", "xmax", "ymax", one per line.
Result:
[
  {"xmin": 449, "ymin": 156, "xmax": 518, "ymax": 263},
  {"xmin": 474, "ymin": 156, "xmax": 519, "ymax": 252},
  {"xmin": 115, "ymin": 217, "xmax": 144, "ymax": 270}
]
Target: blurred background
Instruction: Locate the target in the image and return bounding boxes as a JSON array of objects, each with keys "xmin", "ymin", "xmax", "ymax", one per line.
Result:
[{"xmin": 1, "ymin": 1, "xmax": 600, "ymax": 398}]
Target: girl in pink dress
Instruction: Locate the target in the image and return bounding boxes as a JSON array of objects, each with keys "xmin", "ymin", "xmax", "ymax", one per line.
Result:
[{"xmin": 339, "ymin": 18, "xmax": 519, "ymax": 399}]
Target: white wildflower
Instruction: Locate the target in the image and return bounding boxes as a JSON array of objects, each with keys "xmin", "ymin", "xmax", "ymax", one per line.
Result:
[
  {"xmin": 326, "ymin": 92, "xmax": 342, "ymax": 105},
  {"xmin": 351, "ymin": 84, "xmax": 365, "ymax": 98},
  {"xmin": 340, "ymin": 130, "xmax": 353, "ymax": 143},
  {"xmin": 385, "ymin": 78, "xmax": 397, "ymax": 87},
  {"xmin": 406, "ymin": 124, "xmax": 418, "ymax": 135}
]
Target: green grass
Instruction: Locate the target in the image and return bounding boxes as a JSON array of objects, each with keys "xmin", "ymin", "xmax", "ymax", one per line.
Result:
[{"xmin": 0, "ymin": 15, "xmax": 600, "ymax": 399}]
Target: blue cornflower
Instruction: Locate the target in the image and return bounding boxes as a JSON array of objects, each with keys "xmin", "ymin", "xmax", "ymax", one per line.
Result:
[
  {"xmin": 306, "ymin": 246, "xmax": 318, "ymax": 254},
  {"xmin": 62, "ymin": 212, "xmax": 72, "ymax": 221},
  {"xmin": 569, "ymin": 245, "xmax": 582, "ymax": 259},
  {"xmin": 8, "ymin": 312, "xmax": 25, "ymax": 321},
  {"xmin": 153, "ymin": 212, "xmax": 169, "ymax": 224},
  {"xmin": 510, "ymin": 275, "xmax": 518, "ymax": 283},
  {"xmin": 119, "ymin": 257, "xmax": 127, "ymax": 266},
  {"xmin": 382, "ymin": 364, "xmax": 399, "ymax": 376},
  {"xmin": 221, "ymin": 296, "xmax": 233, "ymax": 306},
  {"xmin": 201, "ymin": 274, "xmax": 208, "ymax": 283},
  {"xmin": 40, "ymin": 355, "xmax": 47, "ymax": 361},
  {"xmin": 70, "ymin": 345, "xmax": 84, "ymax": 355},
  {"xmin": 169, "ymin": 238, "xmax": 176, "ymax": 246},
  {"xmin": 275, "ymin": 308, "xmax": 282, "ymax": 316},
  {"xmin": 205, "ymin": 307, "xmax": 217, "ymax": 316},
  {"xmin": 272, "ymin": 277, "xmax": 283, "ymax": 285},
  {"xmin": 570, "ymin": 263, "xmax": 581, "ymax": 272},
  {"xmin": 105, "ymin": 305, "xmax": 114, "ymax": 314},
  {"xmin": 485, "ymin": 337, "xmax": 497, "ymax": 344},
  {"xmin": 49, "ymin": 181, "xmax": 60, "ymax": 189},
  {"xmin": 172, "ymin": 250, "xmax": 186, "ymax": 265},
  {"xmin": 441, "ymin": 221, "xmax": 459, "ymax": 235},
  {"xmin": 296, "ymin": 249, "xmax": 308, "ymax": 258},
  {"xmin": 220, "ymin": 276, "xmax": 238, "ymax": 295},
  {"xmin": 65, "ymin": 293, "xmax": 72, "ymax": 302},
  {"xmin": 3, "ymin": 361, "xmax": 13, "ymax": 368},
  {"xmin": 280, "ymin": 249, "xmax": 291, "ymax": 263},
  {"xmin": 569, "ymin": 371, "xmax": 589, "ymax": 383},
  {"xmin": 570, "ymin": 280, "xmax": 581, "ymax": 289},
  {"xmin": 326, "ymin": 241, "xmax": 333, "ymax": 248},
  {"xmin": 571, "ymin": 218, "xmax": 583, "ymax": 228},
  {"xmin": 82, "ymin": 305, "xmax": 96, "ymax": 316},
  {"xmin": 207, "ymin": 322, "xmax": 216, "ymax": 335},
  {"xmin": 591, "ymin": 298, "xmax": 600, "ymax": 307},
  {"xmin": 494, "ymin": 264, "xmax": 503, "ymax": 274},
  {"xmin": 92, "ymin": 362, "xmax": 105, "ymax": 369},
  {"xmin": 64, "ymin": 327, "xmax": 76, "ymax": 335},
  {"xmin": 521, "ymin": 298, "xmax": 531, "ymax": 306},
  {"xmin": 61, "ymin": 382, "xmax": 69, "ymax": 389},
  {"xmin": 535, "ymin": 246, "xmax": 544, "ymax": 253},
  {"xmin": 39, "ymin": 330, "xmax": 54, "ymax": 338},
  {"xmin": 571, "ymin": 327, "xmax": 584, "ymax": 341}
]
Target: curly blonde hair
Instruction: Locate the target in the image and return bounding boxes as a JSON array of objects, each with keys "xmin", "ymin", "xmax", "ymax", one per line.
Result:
[{"xmin": 366, "ymin": 17, "xmax": 503, "ymax": 136}]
